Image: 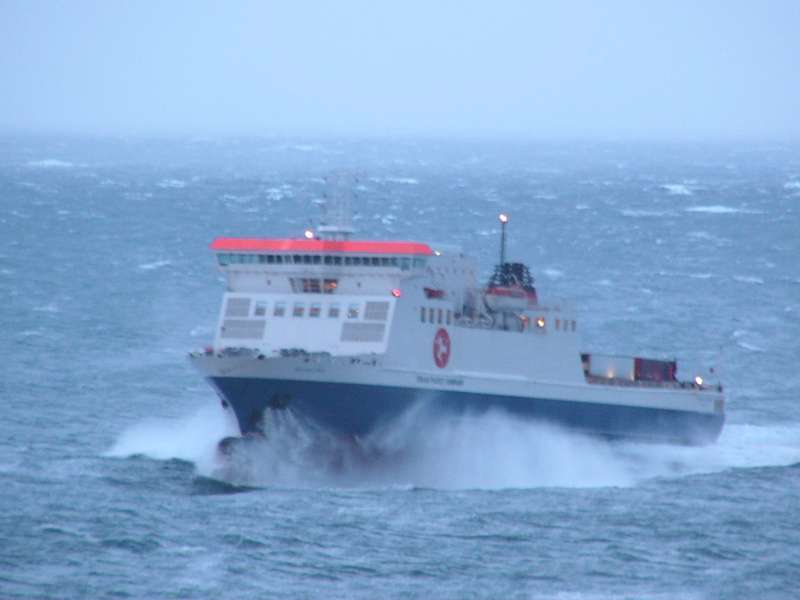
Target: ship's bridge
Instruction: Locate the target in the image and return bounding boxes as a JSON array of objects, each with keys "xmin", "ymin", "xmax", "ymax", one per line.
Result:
[{"xmin": 208, "ymin": 237, "xmax": 435, "ymax": 356}]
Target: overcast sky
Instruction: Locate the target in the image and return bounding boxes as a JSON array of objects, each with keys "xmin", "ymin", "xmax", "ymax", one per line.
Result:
[{"xmin": 1, "ymin": 1, "xmax": 798, "ymax": 140}]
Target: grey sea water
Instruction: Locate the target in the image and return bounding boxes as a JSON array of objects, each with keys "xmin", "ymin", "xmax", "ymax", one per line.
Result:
[{"xmin": 1, "ymin": 137, "xmax": 799, "ymax": 599}]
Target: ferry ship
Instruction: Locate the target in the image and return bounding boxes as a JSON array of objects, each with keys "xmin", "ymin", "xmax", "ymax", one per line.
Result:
[{"xmin": 190, "ymin": 196, "xmax": 725, "ymax": 447}]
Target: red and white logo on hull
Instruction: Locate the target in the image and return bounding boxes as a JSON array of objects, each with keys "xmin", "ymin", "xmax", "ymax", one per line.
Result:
[{"xmin": 433, "ymin": 328, "xmax": 451, "ymax": 368}]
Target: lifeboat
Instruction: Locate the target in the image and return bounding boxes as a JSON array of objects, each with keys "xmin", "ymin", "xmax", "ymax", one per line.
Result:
[{"xmin": 484, "ymin": 262, "xmax": 538, "ymax": 313}]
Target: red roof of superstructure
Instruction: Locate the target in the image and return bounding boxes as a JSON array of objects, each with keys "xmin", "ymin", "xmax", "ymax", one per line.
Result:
[{"xmin": 210, "ymin": 238, "xmax": 434, "ymax": 255}]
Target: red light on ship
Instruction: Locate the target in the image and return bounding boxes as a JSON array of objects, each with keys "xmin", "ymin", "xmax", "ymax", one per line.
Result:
[{"xmin": 391, "ymin": 288, "xmax": 401, "ymax": 298}]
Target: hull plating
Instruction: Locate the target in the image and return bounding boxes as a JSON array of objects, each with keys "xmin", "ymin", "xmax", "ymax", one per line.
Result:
[{"xmin": 209, "ymin": 376, "xmax": 724, "ymax": 446}]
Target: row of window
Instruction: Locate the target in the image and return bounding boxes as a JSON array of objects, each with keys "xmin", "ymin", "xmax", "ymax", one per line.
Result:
[
  {"xmin": 218, "ymin": 253, "xmax": 427, "ymax": 270},
  {"xmin": 253, "ymin": 300, "xmax": 361, "ymax": 320},
  {"xmin": 289, "ymin": 278, "xmax": 339, "ymax": 294},
  {"xmin": 555, "ymin": 318, "xmax": 577, "ymax": 332},
  {"xmin": 420, "ymin": 307, "xmax": 454, "ymax": 325}
]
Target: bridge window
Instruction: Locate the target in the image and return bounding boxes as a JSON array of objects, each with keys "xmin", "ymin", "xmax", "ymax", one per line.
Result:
[
  {"xmin": 347, "ymin": 303, "xmax": 360, "ymax": 319},
  {"xmin": 324, "ymin": 256, "xmax": 333, "ymax": 265},
  {"xmin": 275, "ymin": 255, "xmax": 283, "ymax": 264},
  {"xmin": 328, "ymin": 303, "xmax": 340, "ymax": 318},
  {"xmin": 446, "ymin": 310, "xmax": 452, "ymax": 325},
  {"xmin": 437, "ymin": 309, "xmax": 443, "ymax": 324},
  {"xmin": 254, "ymin": 301, "xmax": 267, "ymax": 317},
  {"xmin": 420, "ymin": 307, "xmax": 425, "ymax": 323},
  {"xmin": 293, "ymin": 303, "xmax": 305, "ymax": 317},
  {"xmin": 309, "ymin": 303, "xmax": 321, "ymax": 318},
  {"xmin": 273, "ymin": 302, "xmax": 286, "ymax": 317},
  {"xmin": 323, "ymin": 279, "xmax": 338, "ymax": 294},
  {"xmin": 428, "ymin": 307, "xmax": 434, "ymax": 323},
  {"xmin": 400, "ymin": 258, "xmax": 410, "ymax": 271}
]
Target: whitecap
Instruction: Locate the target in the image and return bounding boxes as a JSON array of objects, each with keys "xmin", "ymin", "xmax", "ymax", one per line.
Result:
[
  {"xmin": 370, "ymin": 176, "xmax": 419, "ymax": 185},
  {"xmin": 138, "ymin": 259, "xmax": 172, "ymax": 271},
  {"xmin": 620, "ymin": 209, "xmax": 674, "ymax": 217},
  {"xmin": 662, "ymin": 183, "xmax": 692, "ymax": 196},
  {"xmin": 265, "ymin": 187, "xmax": 293, "ymax": 201},
  {"xmin": 685, "ymin": 205, "xmax": 761, "ymax": 214},
  {"xmin": 33, "ymin": 303, "xmax": 60, "ymax": 313},
  {"xmin": 784, "ymin": 181, "xmax": 800, "ymax": 191},
  {"xmin": 737, "ymin": 341, "xmax": 765, "ymax": 353},
  {"xmin": 156, "ymin": 179, "xmax": 187, "ymax": 189},
  {"xmin": 543, "ymin": 268, "xmax": 564, "ymax": 280},
  {"xmin": 733, "ymin": 275, "xmax": 764, "ymax": 285},
  {"xmin": 574, "ymin": 203, "xmax": 589, "ymax": 210},
  {"xmin": 26, "ymin": 159, "xmax": 74, "ymax": 168}
]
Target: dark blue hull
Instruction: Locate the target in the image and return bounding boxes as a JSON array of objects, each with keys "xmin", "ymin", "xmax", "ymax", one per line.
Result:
[{"xmin": 208, "ymin": 377, "xmax": 724, "ymax": 446}]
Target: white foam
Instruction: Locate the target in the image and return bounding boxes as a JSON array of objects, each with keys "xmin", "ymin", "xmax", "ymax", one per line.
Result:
[
  {"xmin": 784, "ymin": 181, "xmax": 800, "ymax": 191},
  {"xmin": 106, "ymin": 404, "xmax": 238, "ymax": 474},
  {"xmin": 138, "ymin": 259, "xmax": 172, "ymax": 271},
  {"xmin": 369, "ymin": 176, "xmax": 419, "ymax": 185},
  {"xmin": 32, "ymin": 302, "xmax": 60, "ymax": 313},
  {"xmin": 110, "ymin": 401, "xmax": 800, "ymax": 491},
  {"xmin": 156, "ymin": 179, "xmax": 186, "ymax": 189},
  {"xmin": 543, "ymin": 268, "xmax": 564, "ymax": 280},
  {"xmin": 574, "ymin": 203, "xmax": 589, "ymax": 210},
  {"xmin": 662, "ymin": 183, "xmax": 692, "ymax": 196},
  {"xmin": 737, "ymin": 341, "xmax": 765, "ymax": 352},
  {"xmin": 732, "ymin": 275, "xmax": 764, "ymax": 285},
  {"xmin": 685, "ymin": 205, "xmax": 761, "ymax": 214},
  {"xmin": 26, "ymin": 159, "xmax": 74, "ymax": 168},
  {"xmin": 620, "ymin": 209, "xmax": 674, "ymax": 217}
]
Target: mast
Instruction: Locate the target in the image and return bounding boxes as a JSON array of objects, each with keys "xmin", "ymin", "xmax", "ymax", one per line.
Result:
[{"xmin": 498, "ymin": 212, "xmax": 508, "ymax": 266}]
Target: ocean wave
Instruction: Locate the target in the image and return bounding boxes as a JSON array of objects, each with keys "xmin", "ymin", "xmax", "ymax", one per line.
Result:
[
  {"xmin": 737, "ymin": 341, "xmax": 765, "ymax": 353},
  {"xmin": 25, "ymin": 159, "xmax": 74, "ymax": 168},
  {"xmin": 784, "ymin": 181, "xmax": 800, "ymax": 191},
  {"xmin": 685, "ymin": 205, "xmax": 762, "ymax": 215},
  {"xmin": 661, "ymin": 183, "xmax": 692, "ymax": 196},
  {"xmin": 156, "ymin": 179, "xmax": 187, "ymax": 189},
  {"xmin": 107, "ymin": 401, "xmax": 800, "ymax": 492},
  {"xmin": 687, "ymin": 230, "xmax": 732, "ymax": 245},
  {"xmin": 106, "ymin": 404, "xmax": 238, "ymax": 475},
  {"xmin": 732, "ymin": 275, "xmax": 764, "ymax": 285},
  {"xmin": 138, "ymin": 260, "xmax": 172, "ymax": 271},
  {"xmin": 264, "ymin": 186, "xmax": 293, "ymax": 201},
  {"xmin": 543, "ymin": 268, "xmax": 564, "ymax": 279},
  {"xmin": 369, "ymin": 176, "xmax": 419, "ymax": 185},
  {"xmin": 33, "ymin": 303, "xmax": 60, "ymax": 313},
  {"xmin": 620, "ymin": 209, "xmax": 675, "ymax": 218}
]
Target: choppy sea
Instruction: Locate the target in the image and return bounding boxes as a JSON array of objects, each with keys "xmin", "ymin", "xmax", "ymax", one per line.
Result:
[{"xmin": 1, "ymin": 136, "xmax": 799, "ymax": 599}]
